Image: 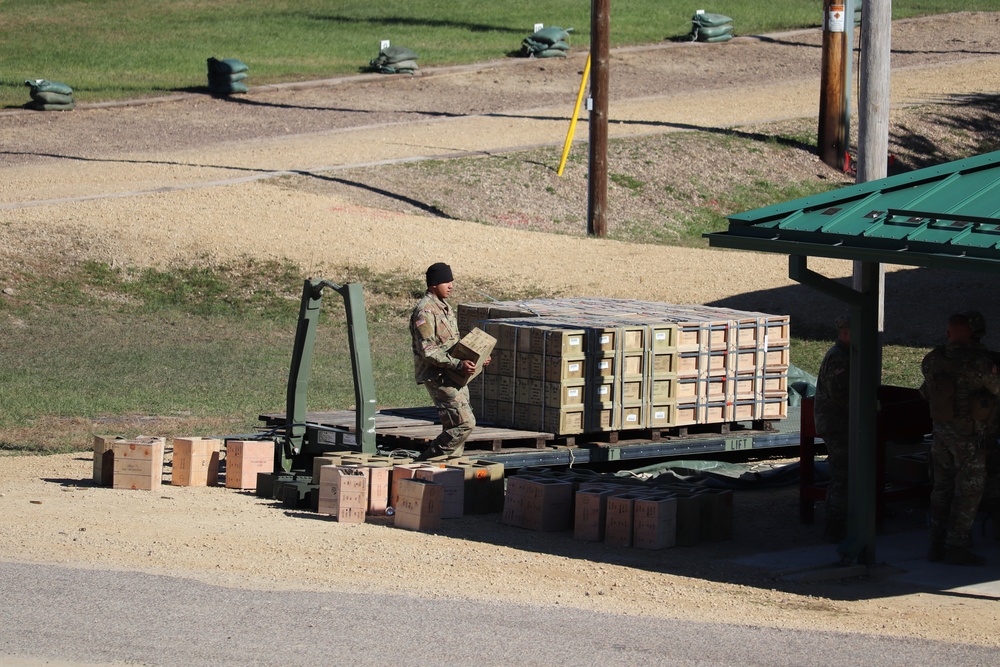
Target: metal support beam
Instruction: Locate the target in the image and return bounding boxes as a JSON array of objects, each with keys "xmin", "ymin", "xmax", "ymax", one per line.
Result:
[
  {"xmin": 787, "ymin": 255, "xmax": 880, "ymax": 566},
  {"xmin": 282, "ymin": 279, "xmax": 377, "ymax": 472}
]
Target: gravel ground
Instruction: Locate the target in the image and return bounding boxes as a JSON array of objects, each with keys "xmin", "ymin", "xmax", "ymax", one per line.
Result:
[{"xmin": 2, "ymin": 13, "xmax": 1000, "ymax": 651}]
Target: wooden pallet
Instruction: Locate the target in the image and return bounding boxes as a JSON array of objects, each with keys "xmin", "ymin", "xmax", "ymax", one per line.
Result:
[{"xmin": 258, "ymin": 408, "xmax": 772, "ymax": 454}]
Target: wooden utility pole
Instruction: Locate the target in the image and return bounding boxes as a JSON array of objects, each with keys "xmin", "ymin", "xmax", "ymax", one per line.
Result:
[
  {"xmin": 856, "ymin": 0, "xmax": 891, "ymax": 185},
  {"xmin": 847, "ymin": 0, "xmax": 891, "ymax": 567},
  {"xmin": 588, "ymin": 0, "xmax": 610, "ymax": 237},
  {"xmin": 818, "ymin": 0, "xmax": 848, "ymax": 170},
  {"xmin": 853, "ymin": 0, "xmax": 890, "ymax": 327}
]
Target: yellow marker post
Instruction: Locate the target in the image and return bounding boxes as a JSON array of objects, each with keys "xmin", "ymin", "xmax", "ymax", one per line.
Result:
[{"xmin": 557, "ymin": 54, "xmax": 591, "ymax": 177}]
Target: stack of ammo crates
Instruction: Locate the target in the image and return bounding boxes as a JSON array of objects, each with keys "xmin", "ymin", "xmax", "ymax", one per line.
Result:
[{"xmin": 458, "ymin": 298, "xmax": 789, "ymax": 436}]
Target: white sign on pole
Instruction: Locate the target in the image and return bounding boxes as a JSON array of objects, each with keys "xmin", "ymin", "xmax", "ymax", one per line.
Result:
[
  {"xmin": 380, "ymin": 40, "xmax": 391, "ymax": 51},
  {"xmin": 533, "ymin": 23, "xmax": 544, "ymax": 33},
  {"xmin": 828, "ymin": 5, "xmax": 846, "ymax": 32}
]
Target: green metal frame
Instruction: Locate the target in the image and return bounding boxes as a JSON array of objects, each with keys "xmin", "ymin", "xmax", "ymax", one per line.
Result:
[{"xmin": 279, "ymin": 279, "xmax": 377, "ymax": 473}]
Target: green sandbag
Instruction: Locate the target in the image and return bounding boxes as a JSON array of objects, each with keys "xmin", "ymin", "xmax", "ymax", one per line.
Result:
[
  {"xmin": 536, "ymin": 48, "xmax": 568, "ymax": 58},
  {"xmin": 370, "ymin": 46, "xmax": 419, "ymax": 68},
  {"xmin": 32, "ymin": 90, "xmax": 74, "ymax": 105},
  {"xmin": 24, "ymin": 79, "xmax": 73, "ymax": 96},
  {"xmin": 530, "ymin": 26, "xmax": 572, "ymax": 45},
  {"xmin": 700, "ymin": 33, "xmax": 734, "ymax": 43},
  {"xmin": 208, "ymin": 72, "xmax": 249, "ymax": 84},
  {"xmin": 692, "ymin": 13, "xmax": 733, "ymax": 28},
  {"xmin": 696, "ymin": 24, "xmax": 733, "ymax": 39},
  {"xmin": 207, "ymin": 57, "xmax": 249, "ymax": 75},
  {"xmin": 24, "ymin": 100, "xmax": 75, "ymax": 111},
  {"xmin": 375, "ymin": 64, "xmax": 418, "ymax": 74},
  {"xmin": 384, "ymin": 59, "xmax": 418, "ymax": 71},
  {"xmin": 208, "ymin": 81, "xmax": 249, "ymax": 95}
]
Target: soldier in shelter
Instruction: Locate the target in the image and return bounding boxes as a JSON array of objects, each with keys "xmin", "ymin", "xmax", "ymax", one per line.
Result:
[
  {"xmin": 920, "ymin": 311, "xmax": 1000, "ymax": 565},
  {"xmin": 409, "ymin": 262, "xmax": 487, "ymax": 460},
  {"xmin": 814, "ymin": 315, "xmax": 851, "ymax": 542}
]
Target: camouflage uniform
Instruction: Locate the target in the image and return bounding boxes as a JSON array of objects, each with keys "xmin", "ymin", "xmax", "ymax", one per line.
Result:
[
  {"xmin": 410, "ymin": 290, "xmax": 476, "ymax": 459},
  {"xmin": 813, "ymin": 338, "xmax": 851, "ymax": 531},
  {"xmin": 920, "ymin": 341, "xmax": 1000, "ymax": 552}
]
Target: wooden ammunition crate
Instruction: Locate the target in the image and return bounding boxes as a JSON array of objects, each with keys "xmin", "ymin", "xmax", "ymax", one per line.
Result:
[
  {"xmin": 650, "ymin": 377, "xmax": 676, "ymax": 403},
  {"xmin": 651, "ymin": 351, "xmax": 677, "ymax": 376},
  {"xmin": 677, "ymin": 349, "xmax": 728, "ymax": 377},
  {"xmin": 620, "ymin": 403, "xmax": 644, "ymax": 430},
  {"xmin": 649, "ymin": 403, "xmax": 677, "ymax": 428},
  {"xmin": 544, "ymin": 355, "xmax": 586, "ymax": 382},
  {"xmin": 674, "ymin": 401, "xmax": 729, "ymax": 426},
  {"xmin": 650, "ymin": 325, "xmax": 677, "ymax": 351}
]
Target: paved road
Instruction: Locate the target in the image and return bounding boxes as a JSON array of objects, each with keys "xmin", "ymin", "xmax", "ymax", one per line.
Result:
[{"xmin": 0, "ymin": 561, "xmax": 995, "ymax": 667}]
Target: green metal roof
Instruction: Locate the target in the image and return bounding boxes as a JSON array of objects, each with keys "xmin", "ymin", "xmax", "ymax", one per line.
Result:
[{"xmin": 705, "ymin": 150, "xmax": 1000, "ymax": 272}]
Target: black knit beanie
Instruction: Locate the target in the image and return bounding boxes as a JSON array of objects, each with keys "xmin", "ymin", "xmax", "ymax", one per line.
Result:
[{"xmin": 425, "ymin": 262, "xmax": 454, "ymax": 287}]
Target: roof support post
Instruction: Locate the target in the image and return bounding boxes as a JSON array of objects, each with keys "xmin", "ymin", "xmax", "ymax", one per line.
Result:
[{"xmin": 788, "ymin": 255, "xmax": 880, "ymax": 566}]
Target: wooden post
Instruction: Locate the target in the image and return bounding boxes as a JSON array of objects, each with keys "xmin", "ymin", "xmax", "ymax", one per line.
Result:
[
  {"xmin": 588, "ymin": 0, "xmax": 610, "ymax": 237},
  {"xmin": 818, "ymin": 0, "xmax": 848, "ymax": 170},
  {"xmin": 853, "ymin": 0, "xmax": 891, "ymax": 328},
  {"xmin": 857, "ymin": 0, "xmax": 891, "ymax": 185}
]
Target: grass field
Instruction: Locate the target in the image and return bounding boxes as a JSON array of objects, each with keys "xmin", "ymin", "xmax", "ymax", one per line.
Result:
[{"xmin": 1, "ymin": 1, "xmax": 993, "ymax": 108}]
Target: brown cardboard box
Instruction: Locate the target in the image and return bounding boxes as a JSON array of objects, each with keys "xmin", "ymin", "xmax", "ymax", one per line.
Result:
[
  {"xmin": 520, "ymin": 477, "xmax": 574, "ymax": 532},
  {"xmin": 92, "ymin": 435, "xmax": 123, "ymax": 487},
  {"xmin": 632, "ymin": 495, "xmax": 678, "ymax": 549},
  {"xmin": 394, "ymin": 478, "xmax": 444, "ymax": 531},
  {"xmin": 317, "ymin": 466, "xmax": 368, "ymax": 523},
  {"xmin": 362, "ymin": 464, "xmax": 391, "ymax": 515},
  {"xmin": 391, "ymin": 463, "xmax": 433, "ymax": 508},
  {"xmin": 605, "ymin": 493, "xmax": 644, "ymax": 547},
  {"xmin": 698, "ymin": 489, "xmax": 734, "ymax": 541},
  {"xmin": 225, "ymin": 440, "xmax": 273, "ymax": 490},
  {"xmin": 171, "ymin": 437, "xmax": 221, "ymax": 487},
  {"xmin": 574, "ymin": 488, "xmax": 619, "ymax": 542},
  {"xmin": 501, "ymin": 476, "xmax": 529, "ymax": 528},
  {"xmin": 415, "ymin": 466, "xmax": 464, "ymax": 518},
  {"xmin": 312, "ymin": 455, "xmax": 347, "ymax": 483},
  {"xmin": 112, "ymin": 438, "xmax": 166, "ymax": 491},
  {"xmin": 444, "ymin": 327, "xmax": 497, "ymax": 386},
  {"xmin": 673, "ymin": 491, "xmax": 703, "ymax": 546}
]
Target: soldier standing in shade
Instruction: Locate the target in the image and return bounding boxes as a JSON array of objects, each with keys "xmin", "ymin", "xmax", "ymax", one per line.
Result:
[
  {"xmin": 968, "ymin": 310, "xmax": 1000, "ymax": 541},
  {"xmin": 814, "ymin": 315, "xmax": 851, "ymax": 542},
  {"xmin": 409, "ymin": 262, "xmax": 486, "ymax": 460},
  {"xmin": 920, "ymin": 311, "xmax": 1000, "ymax": 565}
]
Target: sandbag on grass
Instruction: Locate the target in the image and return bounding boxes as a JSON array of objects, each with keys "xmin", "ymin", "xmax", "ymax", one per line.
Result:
[
  {"xmin": 24, "ymin": 79, "xmax": 75, "ymax": 111},
  {"xmin": 369, "ymin": 46, "xmax": 420, "ymax": 73},
  {"xmin": 520, "ymin": 26, "xmax": 573, "ymax": 57},
  {"xmin": 207, "ymin": 57, "xmax": 250, "ymax": 95}
]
